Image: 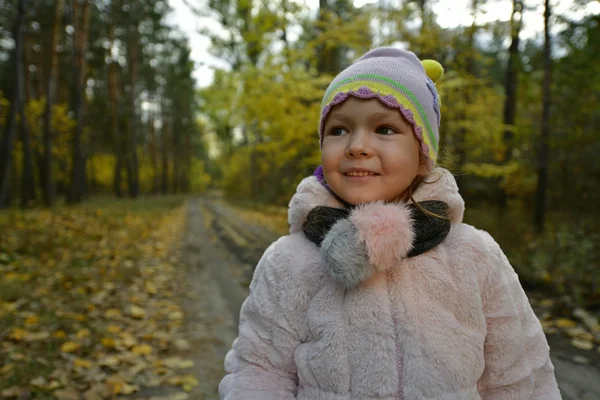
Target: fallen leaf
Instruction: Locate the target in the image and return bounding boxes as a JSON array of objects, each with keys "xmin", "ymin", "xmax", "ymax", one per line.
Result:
[
  {"xmin": 131, "ymin": 344, "xmax": 153, "ymax": 356},
  {"xmin": 571, "ymin": 338, "xmax": 594, "ymax": 351},
  {"xmin": 120, "ymin": 332, "xmax": 137, "ymax": 348},
  {"xmin": 173, "ymin": 338, "xmax": 190, "ymax": 351},
  {"xmin": 1, "ymin": 387, "xmax": 25, "ymax": 398},
  {"xmin": 101, "ymin": 337, "xmax": 116, "ymax": 349},
  {"xmin": 74, "ymin": 358, "xmax": 93, "ymax": 369},
  {"xmin": 25, "ymin": 331, "xmax": 50, "ymax": 341},
  {"xmin": 25, "ymin": 315, "xmax": 39, "ymax": 326},
  {"xmin": 76, "ymin": 329, "xmax": 91, "ymax": 339},
  {"xmin": 127, "ymin": 305, "xmax": 146, "ymax": 319},
  {"xmin": 9, "ymin": 328, "xmax": 28, "ymax": 341},
  {"xmin": 104, "ymin": 309, "xmax": 122, "ymax": 319},
  {"xmin": 566, "ymin": 327, "xmax": 595, "ymax": 342},
  {"xmin": 163, "ymin": 357, "xmax": 194, "ymax": 369},
  {"xmin": 53, "ymin": 330, "xmax": 67, "ymax": 339},
  {"xmin": 0, "ymin": 364, "xmax": 15, "ymax": 375},
  {"xmin": 556, "ymin": 318, "xmax": 577, "ymax": 329},
  {"xmin": 30, "ymin": 376, "xmax": 48, "ymax": 388},
  {"xmin": 10, "ymin": 353, "xmax": 25, "ymax": 361},
  {"xmin": 97, "ymin": 356, "xmax": 120, "ymax": 369},
  {"xmin": 60, "ymin": 341, "xmax": 81, "ymax": 353},
  {"xmin": 83, "ymin": 383, "xmax": 111, "ymax": 400},
  {"xmin": 169, "ymin": 311, "xmax": 183, "ymax": 320}
]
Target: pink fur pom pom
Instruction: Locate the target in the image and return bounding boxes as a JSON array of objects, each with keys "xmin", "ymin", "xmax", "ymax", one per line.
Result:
[{"xmin": 350, "ymin": 202, "xmax": 415, "ymax": 272}]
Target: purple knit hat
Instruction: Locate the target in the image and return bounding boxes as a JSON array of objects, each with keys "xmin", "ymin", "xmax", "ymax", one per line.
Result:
[{"xmin": 319, "ymin": 47, "xmax": 444, "ymax": 168}]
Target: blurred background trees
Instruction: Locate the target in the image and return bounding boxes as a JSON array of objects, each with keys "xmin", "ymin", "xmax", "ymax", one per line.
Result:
[
  {"xmin": 0, "ymin": 0, "xmax": 210, "ymax": 209},
  {"xmin": 195, "ymin": 0, "xmax": 600, "ymax": 305},
  {"xmin": 0, "ymin": 0, "xmax": 599, "ymax": 305}
]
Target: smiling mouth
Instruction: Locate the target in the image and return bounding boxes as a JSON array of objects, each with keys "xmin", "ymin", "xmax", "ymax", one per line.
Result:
[{"xmin": 344, "ymin": 171, "xmax": 379, "ymax": 177}]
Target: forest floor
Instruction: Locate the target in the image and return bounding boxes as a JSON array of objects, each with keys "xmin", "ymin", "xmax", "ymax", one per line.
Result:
[{"xmin": 1, "ymin": 197, "xmax": 599, "ymax": 399}]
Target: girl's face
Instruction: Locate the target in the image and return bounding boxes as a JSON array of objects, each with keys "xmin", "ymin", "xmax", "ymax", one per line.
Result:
[{"xmin": 321, "ymin": 97, "xmax": 426, "ymax": 205}]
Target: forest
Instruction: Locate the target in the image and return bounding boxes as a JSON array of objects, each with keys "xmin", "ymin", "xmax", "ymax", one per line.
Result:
[{"xmin": 1, "ymin": 0, "xmax": 600, "ymax": 397}]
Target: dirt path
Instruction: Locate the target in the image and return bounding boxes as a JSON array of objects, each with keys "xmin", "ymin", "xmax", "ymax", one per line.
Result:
[{"xmin": 180, "ymin": 198, "xmax": 600, "ymax": 400}]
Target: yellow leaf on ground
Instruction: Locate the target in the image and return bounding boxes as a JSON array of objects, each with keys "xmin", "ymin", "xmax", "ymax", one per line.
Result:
[
  {"xmin": 53, "ymin": 330, "xmax": 67, "ymax": 339},
  {"xmin": 106, "ymin": 376, "xmax": 138, "ymax": 395},
  {"xmin": 163, "ymin": 357, "xmax": 194, "ymax": 369},
  {"xmin": 105, "ymin": 309, "xmax": 122, "ymax": 319},
  {"xmin": 107, "ymin": 324, "xmax": 121, "ymax": 334},
  {"xmin": 25, "ymin": 315, "xmax": 39, "ymax": 326},
  {"xmin": 571, "ymin": 339, "xmax": 594, "ymax": 351},
  {"xmin": 120, "ymin": 332, "xmax": 137, "ymax": 348},
  {"xmin": 76, "ymin": 329, "xmax": 91, "ymax": 339},
  {"xmin": 556, "ymin": 319, "xmax": 577, "ymax": 329},
  {"xmin": 60, "ymin": 341, "xmax": 81, "ymax": 353},
  {"xmin": 131, "ymin": 344, "xmax": 153, "ymax": 355},
  {"xmin": 127, "ymin": 305, "xmax": 146, "ymax": 319},
  {"xmin": 101, "ymin": 337, "xmax": 116, "ymax": 349},
  {"xmin": 2, "ymin": 387, "xmax": 26, "ymax": 398},
  {"xmin": 0, "ymin": 364, "xmax": 15, "ymax": 375},
  {"xmin": 169, "ymin": 311, "xmax": 183, "ymax": 320},
  {"xmin": 538, "ymin": 299, "xmax": 554, "ymax": 308},
  {"xmin": 106, "ymin": 377, "xmax": 126, "ymax": 394},
  {"xmin": 30, "ymin": 376, "xmax": 48, "ymax": 388},
  {"xmin": 74, "ymin": 358, "xmax": 92, "ymax": 369},
  {"xmin": 10, "ymin": 328, "xmax": 28, "ymax": 341},
  {"xmin": 72, "ymin": 313, "xmax": 87, "ymax": 322},
  {"xmin": 47, "ymin": 380, "xmax": 61, "ymax": 390},
  {"xmin": 173, "ymin": 338, "xmax": 191, "ymax": 351},
  {"xmin": 181, "ymin": 375, "xmax": 199, "ymax": 392},
  {"xmin": 98, "ymin": 356, "xmax": 120, "ymax": 368},
  {"xmin": 566, "ymin": 327, "xmax": 595, "ymax": 342},
  {"xmin": 26, "ymin": 331, "xmax": 50, "ymax": 341},
  {"xmin": 145, "ymin": 282, "xmax": 158, "ymax": 295},
  {"xmin": 83, "ymin": 383, "xmax": 111, "ymax": 400}
]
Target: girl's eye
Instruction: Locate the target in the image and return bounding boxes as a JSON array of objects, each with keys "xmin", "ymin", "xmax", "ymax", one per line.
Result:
[
  {"xmin": 376, "ymin": 126, "xmax": 397, "ymax": 135},
  {"xmin": 329, "ymin": 127, "xmax": 348, "ymax": 136}
]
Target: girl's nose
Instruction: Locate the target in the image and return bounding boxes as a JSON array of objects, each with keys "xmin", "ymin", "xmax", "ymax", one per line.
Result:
[{"xmin": 345, "ymin": 130, "xmax": 373, "ymax": 158}]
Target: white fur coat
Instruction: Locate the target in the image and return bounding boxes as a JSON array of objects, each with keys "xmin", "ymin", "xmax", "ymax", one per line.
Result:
[{"xmin": 219, "ymin": 168, "xmax": 561, "ymax": 400}]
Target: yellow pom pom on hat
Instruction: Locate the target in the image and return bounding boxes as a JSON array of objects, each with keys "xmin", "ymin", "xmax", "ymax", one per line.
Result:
[{"xmin": 421, "ymin": 59, "xmax": 444, "ymax": 83}]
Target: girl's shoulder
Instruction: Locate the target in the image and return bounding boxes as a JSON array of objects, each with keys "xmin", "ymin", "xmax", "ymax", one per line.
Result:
[
  {"xmin": 446, "ymin": 222, "xmax": 501, "ymax": 253},
  {"xmin": 443, "ymin": 222, "xmax": 510, "ymax": 282}
]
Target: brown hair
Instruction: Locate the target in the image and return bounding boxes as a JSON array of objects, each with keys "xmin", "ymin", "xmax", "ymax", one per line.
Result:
[{"xmin": 397, "ymin": 155, "xmax": 449, "ymax": 220}]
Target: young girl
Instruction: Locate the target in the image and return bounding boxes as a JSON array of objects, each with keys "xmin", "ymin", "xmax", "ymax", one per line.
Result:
[{"xmin": 219, "ymin": 47, "xmax": 561, "ymax": 399}]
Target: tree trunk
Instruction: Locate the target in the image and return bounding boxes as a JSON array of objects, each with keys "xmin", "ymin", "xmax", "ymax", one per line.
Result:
[
  {"xmin": 502, "ymin": 0, "xmax": 523, "ymax": 164},
  {"xmin": 317, "ymin": 0, "xmax": 339, "ymax": 74},
  {"xmin": 107, "ymin": 15, "xmax": 124, "ymax": 198},
  {"xmin": 499, "ymin": 0, "xmax": 523, "ymax": 209},
  {"xmin": 114, "ymin": 154, "xmax": 123, "ymax": 198},
  {"xmin": 68, "ymin": 0, "xmax": 91, "ymax": 203},
  {"xmin": 0, "ymin": 0, "xmax": 27, "ymax": 208},
  {"xmin": 21, "ymin": 27, "xmax": 36, "ymax": 207},
  {"xmin": 126, "ymin": 19, "xmax": 140, "ymax": 198},
  {"xmin": 534, "ymin": 0, "xmax": 552, "ymax": 233},
  {"xmin": 20, "ymin": 109, "xmax": 36, "ymax": 207},
  {"xmin": 41, "ymin": 0, "xmax": 64, "ymax": 206},
  {"xmin": 149, "ymin": 113, "xmax": 160, "ymax": 194},
  {"xmin": 160, "ymin": 116, "xmax": 169, "ymax": 195}
]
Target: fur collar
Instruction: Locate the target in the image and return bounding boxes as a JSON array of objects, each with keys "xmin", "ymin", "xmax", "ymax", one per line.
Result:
[{"xmin": 287, "ymin": 168, "xmax": 465, "ymax": 287}]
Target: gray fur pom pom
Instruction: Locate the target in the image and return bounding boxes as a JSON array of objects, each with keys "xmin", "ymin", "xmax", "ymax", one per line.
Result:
[{"xmin": 321, "ymin": 219, "xmax": 373, "ymax": 288}]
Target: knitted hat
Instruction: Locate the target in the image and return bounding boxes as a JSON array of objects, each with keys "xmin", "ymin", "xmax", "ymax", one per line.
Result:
[{"xmin": 319, "ymin": 47, "xmax": 444, "ymax": 168}]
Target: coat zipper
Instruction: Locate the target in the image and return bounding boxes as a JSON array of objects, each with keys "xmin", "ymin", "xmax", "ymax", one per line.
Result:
[{"xmin": 387, "ymin": 269, "xmax": 404, "ymax": 400}]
